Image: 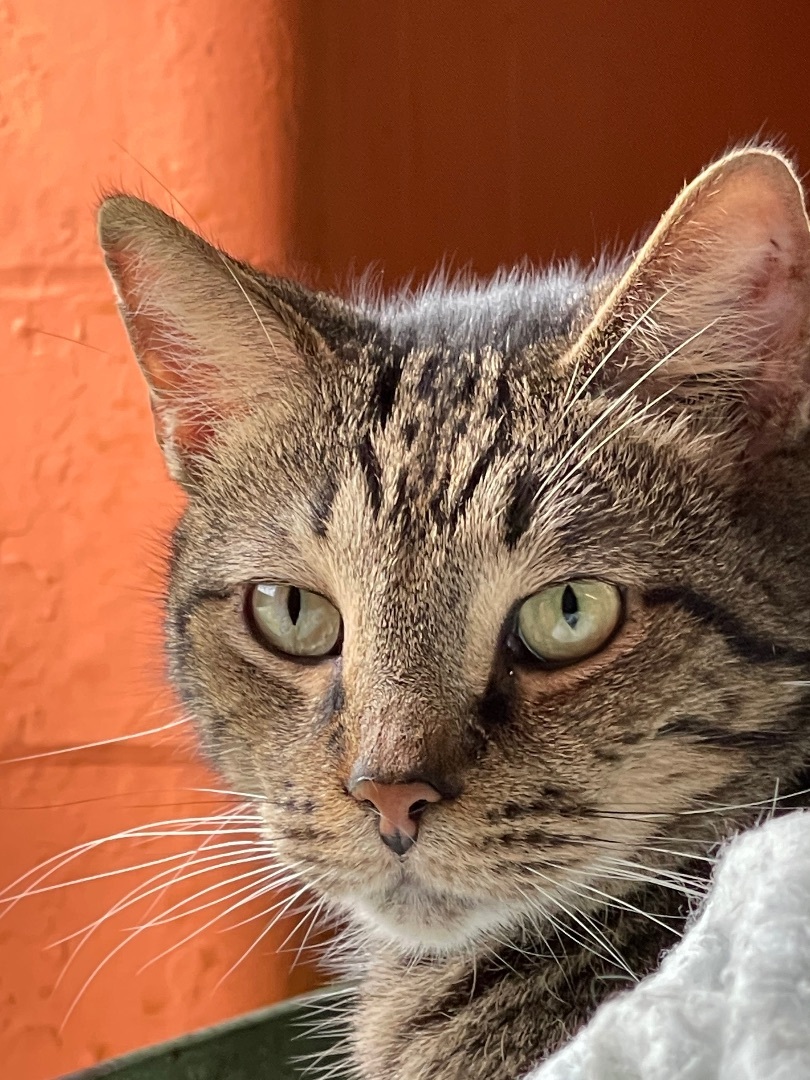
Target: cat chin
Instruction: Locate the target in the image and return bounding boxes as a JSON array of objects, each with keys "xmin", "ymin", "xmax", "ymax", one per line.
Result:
[{"xmin": 343, "ymin": 885, "xmax": 523, "ymax": 955}]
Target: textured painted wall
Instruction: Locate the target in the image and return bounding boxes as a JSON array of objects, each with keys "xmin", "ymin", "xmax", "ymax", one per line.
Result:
[
  {"xmin": 0, "ymin": 3, "xmax": 313, "ymax": 1079},
  {"xmin": 5, "ymin": 2, "xmax": 810, "ymax": 1079}
]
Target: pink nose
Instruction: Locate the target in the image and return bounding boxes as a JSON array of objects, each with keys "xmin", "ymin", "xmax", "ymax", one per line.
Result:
[{"xmin": 350, "ymin": 779, "xmax": 442, "ymax": 855}]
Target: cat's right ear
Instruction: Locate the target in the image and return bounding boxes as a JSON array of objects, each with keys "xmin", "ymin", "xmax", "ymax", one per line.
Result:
[
  {"xmin": 567, "ymin": 147, "xmax": 810, "ymax": 458},
  {"xmin": 98, "ymin": 196, "xmax": 325, "ymax": 487}
]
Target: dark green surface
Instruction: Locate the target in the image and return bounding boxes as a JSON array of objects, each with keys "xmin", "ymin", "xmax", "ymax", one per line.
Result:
[{"xmin": 61, "ymin": 988, "xmax": 350, "ymax": 1080}]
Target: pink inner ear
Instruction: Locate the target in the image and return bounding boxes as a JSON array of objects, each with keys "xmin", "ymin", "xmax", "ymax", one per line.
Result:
[
  {"xmin": 618, "ymin": 153, "xmax": 810, "ymax": 420},
  {"xmin": 107, "ymin": 246, "xmax": 224, "ymax": 458},
  {"xmin": 141, "ymin": 346, "xmax": 220, "ymax": 459},
  {"xmin": 683, "ymin": 157, "xmax": 810, "ymax": 352},
  {"xmin": 569, "ymin": 152, "xmax": 810, "ymax": 453}
]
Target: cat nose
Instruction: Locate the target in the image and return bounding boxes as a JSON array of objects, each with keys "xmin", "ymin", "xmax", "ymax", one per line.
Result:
[{"xmin": 349, "ymin": 778, "xmax": 442, "ymax": 856}]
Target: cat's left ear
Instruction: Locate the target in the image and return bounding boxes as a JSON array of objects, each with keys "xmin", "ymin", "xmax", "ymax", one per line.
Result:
[
  {"xmin": 98, "ymin": 195, "xmax": 328, "ymax": 488},
  {"xmin": 572, "ymin": 147, "xmax": 810, "ymax": 453}
]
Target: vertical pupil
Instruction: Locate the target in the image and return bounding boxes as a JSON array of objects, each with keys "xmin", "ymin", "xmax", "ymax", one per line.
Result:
[
  {"xmin": 287, "ymin": 587, "xmax": 302, "ymax": 623},
  {"xmin": 561, "ymin": 584, "xmax": 579, "ymax": 626}
]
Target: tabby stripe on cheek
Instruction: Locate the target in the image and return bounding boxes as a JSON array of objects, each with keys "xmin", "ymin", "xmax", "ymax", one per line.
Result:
[
  {"xmin": 656, "ymin": 715, "xmax": 794, "ymax": 749},
  {"xmin": 646, "ymin": 586, "xmax": 810, "ymax": 666},
  {"xmin": 176, "ymin": 586, "xmax": 233, "ymax": 624}
]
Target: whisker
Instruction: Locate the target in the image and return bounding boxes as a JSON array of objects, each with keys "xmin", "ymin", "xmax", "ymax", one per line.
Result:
[
  {"xmin": 137, "ymin": 870, "xmax": 310, "ymax": 975},
  {"xmin": 29, "ymin": 327, "xmax": 114, "ymax": 355},
  {"xmin": 591, "ymin": 784, "xmax": 810, "ymax": 821},
  {"xmin": 559, "ymin": 287, "xmax": 672, "ymax": 418},
  {"xmin": 127, "ymin": 864, "xmax": 288, "ymax": 933},
  {"xmin": 59, "ymin": 865, "xmax": 292, "ymax": 1030},
  {"xmin": 140, "ymin": 859, "xmax": 306, "ymax": 934},
  {"xmin": 285, "ymin": 906, "xmax": 329, "ymax": 969},
  {"xmin": 211, "ymin": 880, "xmax": 323, "ymax": 992},
  {"xmin": 11, "ymin": 840, "xmax": 266, "ymax": 906},
  {"xmin": 522, "ymin": 869, "xmax": 637, "ymax": 979},
  {"xmin": 50, "ymin": 843, "xmax": 273, "ymax": 946},
  {"xmin": 53, "ymin": 851, "xmax": 280, "ymax": 991},
  {"xmin": 0, "ymin": 810, "xmax": 262, "ymax": 908},
  {"xmin": 551, "ymin": 871, "xmax": 687, "ymax": 940},
  {"xmin": 535, "ymin": 316, "xmax": 720, "ymax": 515},
  {"xmin": 136, "ymin": 804, "xmax": 251, "ymax": 926},
  {"xmin": 186, "ymin": 786, "xmax": 268, "ymax": 802},
  {"xmin": 0, "ymin": 715, "xmax": 189, "ymax": 766}
]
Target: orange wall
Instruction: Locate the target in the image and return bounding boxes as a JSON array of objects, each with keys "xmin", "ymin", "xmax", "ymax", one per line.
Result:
[
  {"xmin": 0, "ymin": 3, "xmax": 313, "ymax": 1079},
  {"xmin": 4, "ymin": 3, "xmax": 810, "ymax": 1079},
  {"xmin": 294, "ymin": 3, "xmax": 810, "ymax": 283}
]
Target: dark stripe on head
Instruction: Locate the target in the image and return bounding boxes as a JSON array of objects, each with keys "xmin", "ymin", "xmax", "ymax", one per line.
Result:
[
  {"xmin": 372, "ymin": 352, "xmax": 404, "ymax": 430},
  {"xmin": 448, "ymin": 440, "xmax": 499, "ymax": 532},
  {"xmin": 491, "ymin": 369, "xmax": 512, "ymax": 419},
  {"xmin": 402, "ymin": 418, "xmax": 418, "ymax": 447},
  {"xmin": 357, "ymin": 433, "xmax": 383, "ymax": 516},
  {"xmin": 311, "ymin": 472, "xmax": 338, "ymax": 537},
  {"xmin": 416, "ymin": 352, "xmax": 443, "ymax": 401},
  {"xmin": 646, "ymin": 586, "xmax": 810, "ymax": 667},
  {"xmin": 503, "ymin": 469, "xmax": 542, "ymax": 549}
]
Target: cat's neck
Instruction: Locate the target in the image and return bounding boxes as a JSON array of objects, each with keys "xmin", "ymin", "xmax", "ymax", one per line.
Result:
[{"xmin": 349, "ymin": 886, "xmax": 684, "ymax": 1080}]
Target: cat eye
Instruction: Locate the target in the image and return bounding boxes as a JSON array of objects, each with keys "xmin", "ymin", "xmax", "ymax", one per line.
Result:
[
  {"xmin": 249, "ymin": 584, "xmax": 342, "ymax": 658},
  {"xmin": 515, "ymin": 580, "xmax": 622, "ymax": 665}
]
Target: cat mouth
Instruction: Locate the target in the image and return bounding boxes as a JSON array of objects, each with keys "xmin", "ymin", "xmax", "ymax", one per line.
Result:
[{"xmin": 344, "ymin": 874, "xmax": 521, "ymax": 953}]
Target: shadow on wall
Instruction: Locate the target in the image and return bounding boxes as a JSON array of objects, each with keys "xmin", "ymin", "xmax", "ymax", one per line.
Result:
[{"xmin": 293, "ymin": 1, "xmax": 810, "ymax": 285}]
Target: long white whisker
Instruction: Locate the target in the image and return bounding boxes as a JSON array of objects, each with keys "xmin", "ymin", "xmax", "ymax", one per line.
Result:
[
  {"xmin": 211, "ymin": 879, "xmax": 322, "ymax": 992},
  {"xmin": 52, "ymin": 844, "xmax": 276, "ymax": 947},
  {"xmin": 552, "ymin": 872, "xmax": 686, "ymax": 940},
  {"xmin": 53, "ymin": 850, "xmax": 279, "ymax": 991},
  {"xmin": 60, "ymin": 863, "xmax": 290, "ymax": 1030},
  {"xmin": 137, "ymin": 804, "xmax": 251, "ymax": 927},
  {"xmin": 186, "ymin": 787, "xmax": 268, "ymax": 802},
  {"xmin": 592, "ymin": 784, "xmax": 810, "ymax": 821},
  {"xmin": 20, "ymin": 841, "xmax": 267, "ymax": 905},
  {"xmin": 0, "ymin": 810, "xmax": 261, "ymax": 913},
  {"xmin": 128, "ymin": 864, "xmax": 286, "ymax": 932},
  {"xmin": 138, "ymin": 870, "xmax": 310, "ymax": 975},
  {"xmin": 523, "ymin": 868, "xmax": 637, "ymax": 979},
  {"xmin": 140, "ymin": 862, "xmax": 304, "ymax": 931},
  {"xmin": 560, "ymin": 287, "xmax": 672, "ymax": 418},
  {"xmin": 0, "ymin": 715, "xmax": 190, "ymax": 765},
  {"xmin": 535, "ymin": 316, "xmax": 720, "ymax": 512}
]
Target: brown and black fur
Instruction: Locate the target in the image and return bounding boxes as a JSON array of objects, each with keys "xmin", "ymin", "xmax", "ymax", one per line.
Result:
[{"xmin": 98, "ymin": 146, "xmax": 810, "ymax": 1078}]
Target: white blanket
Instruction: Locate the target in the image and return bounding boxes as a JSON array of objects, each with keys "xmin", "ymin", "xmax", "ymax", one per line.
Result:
[{"xmin": 530, "ymin": 811, "xmax": 810, "ymax": 1080}]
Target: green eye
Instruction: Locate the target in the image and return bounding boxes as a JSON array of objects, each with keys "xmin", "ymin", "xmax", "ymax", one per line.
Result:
[
  {"xmin": 516, "ymin": 580, "xmax": 622, "ymax": 665},
  {"xmin": 250, "ymin": 584, "xmax": 342, "ymax": 658}
]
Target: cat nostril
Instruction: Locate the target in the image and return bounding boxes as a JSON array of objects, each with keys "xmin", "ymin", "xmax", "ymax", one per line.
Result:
[{"xmin": 349, "ymin": 778, "xmax": 442, "ymax": 852}]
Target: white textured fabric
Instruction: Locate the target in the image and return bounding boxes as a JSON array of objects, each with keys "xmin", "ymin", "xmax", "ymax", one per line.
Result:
[{"xmin": 528, "ymin": 811, "xmax": 810, "ymax": 1080}]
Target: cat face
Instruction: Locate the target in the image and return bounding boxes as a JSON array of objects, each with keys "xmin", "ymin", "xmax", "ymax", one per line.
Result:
[{"xmin": 100, "ymin": 148, "xmax": 810, "ymax": 953}]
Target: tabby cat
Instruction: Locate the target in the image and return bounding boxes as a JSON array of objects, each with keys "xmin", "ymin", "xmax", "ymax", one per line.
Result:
[{"xmin": 98, "ymin": 146, "xmax": 810, "ymax": 1079}]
